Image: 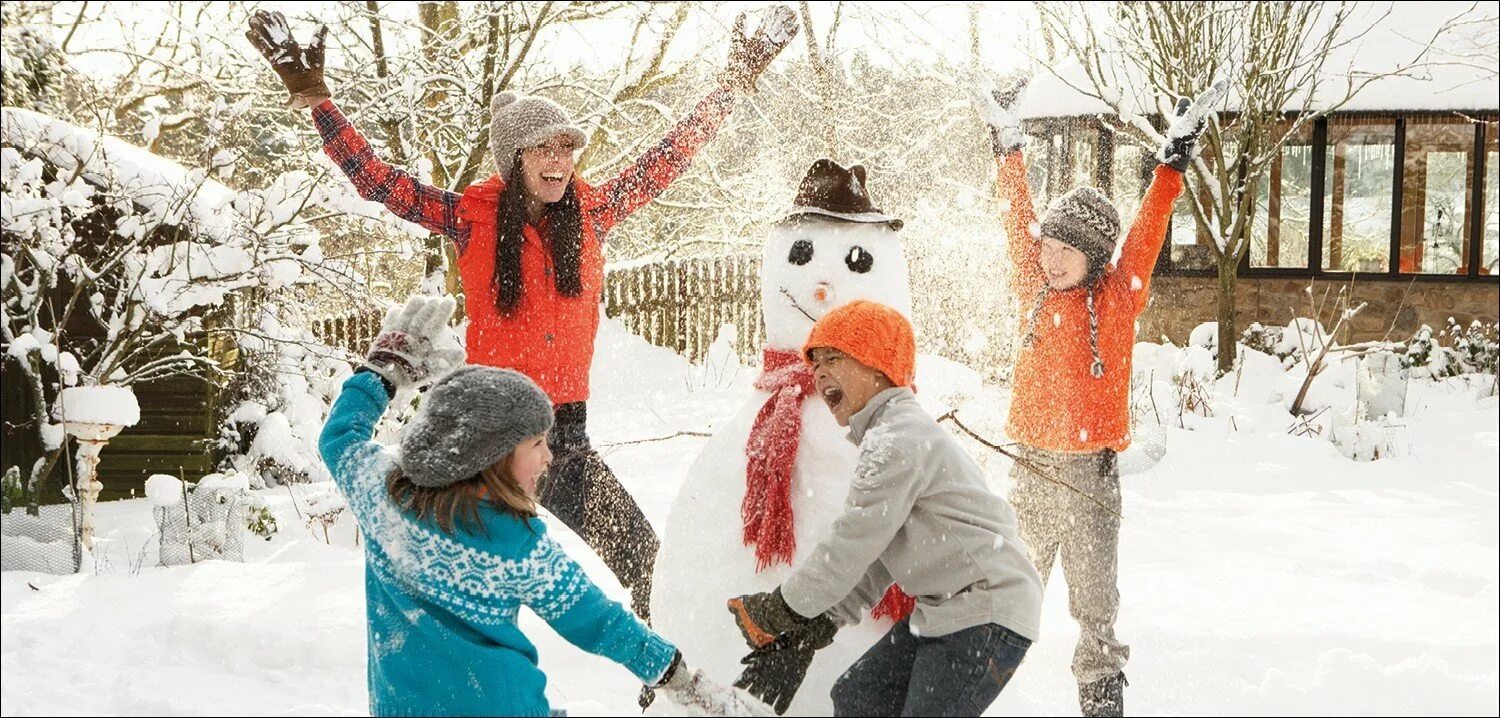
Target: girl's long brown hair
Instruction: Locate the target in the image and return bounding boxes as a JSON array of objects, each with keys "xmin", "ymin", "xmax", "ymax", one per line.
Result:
[{"xmin": 387, "ymin": 459, "xmax": 537, "ymax": 535}]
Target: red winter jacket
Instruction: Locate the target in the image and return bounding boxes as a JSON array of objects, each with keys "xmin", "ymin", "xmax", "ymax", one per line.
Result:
[{"xmin": 315, "ymin": 89, "xmax": 737, "ymax": 404}]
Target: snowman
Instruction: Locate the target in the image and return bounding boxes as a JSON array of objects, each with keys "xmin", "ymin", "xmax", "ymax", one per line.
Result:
[{"xmin": 651, "ymin": 160, "xmax": 913, "ymax": 715}]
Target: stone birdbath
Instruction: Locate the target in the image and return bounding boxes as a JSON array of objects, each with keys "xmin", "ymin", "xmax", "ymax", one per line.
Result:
[{"xmin": 56, "ymin": 385, "xmax": 140, "ymax": 549}]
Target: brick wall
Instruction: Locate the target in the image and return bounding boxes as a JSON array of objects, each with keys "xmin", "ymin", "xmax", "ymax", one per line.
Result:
[{"xmin": 1140, "ymin": 275, "xmax": 1499, "ymax": 344}]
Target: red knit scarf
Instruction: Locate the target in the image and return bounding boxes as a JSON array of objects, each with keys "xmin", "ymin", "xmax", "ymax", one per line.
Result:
[{"xmin": 742, "ymin": 347, "xmax": 914, "ymax": 622}]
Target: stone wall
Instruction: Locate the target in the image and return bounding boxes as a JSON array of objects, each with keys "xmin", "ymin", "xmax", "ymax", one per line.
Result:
[{"xmin": 1141, "ymin": 275, "xmax": 1500, "ymax": 344}]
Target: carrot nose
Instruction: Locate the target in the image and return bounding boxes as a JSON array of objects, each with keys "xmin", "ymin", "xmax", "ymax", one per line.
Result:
[{"xmin": 812, "ymin": 283, "xmax": 834, "ymax": 303}]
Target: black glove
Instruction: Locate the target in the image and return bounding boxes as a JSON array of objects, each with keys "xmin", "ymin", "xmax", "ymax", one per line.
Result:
[
  {"xmin": 1159, "ymin": 79, "xmax": 1227, "ymax": 172},
  {"xmin": 732, "ymin": 610, "xmax": 837, "ymax": 715},
  {"xmin": 728, "ymin": 586, "xmax": 826, "ymax": 649}
]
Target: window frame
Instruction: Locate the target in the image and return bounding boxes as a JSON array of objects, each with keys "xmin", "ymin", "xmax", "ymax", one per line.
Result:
[{"xmin": 1058, "ymin": 110, "xmax": 1500, "ymax": 284}]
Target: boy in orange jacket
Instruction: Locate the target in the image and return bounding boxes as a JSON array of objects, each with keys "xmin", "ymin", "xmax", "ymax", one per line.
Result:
[{"xmin": 974, "ymin": 75, "xmax": 1223, "ymax": 716}]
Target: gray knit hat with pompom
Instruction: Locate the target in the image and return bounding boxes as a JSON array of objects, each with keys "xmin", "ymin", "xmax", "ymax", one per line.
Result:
[
  {"xmin": 489, "ymin": 91, "xmax": 589, "ymax": 181},
  {"xmin": 398, "ymin": 366, "xmax": 554, "ymax": 488}
]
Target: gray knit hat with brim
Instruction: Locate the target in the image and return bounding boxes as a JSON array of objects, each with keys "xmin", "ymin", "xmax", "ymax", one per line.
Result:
[
  {"xmin": 490, "ymin": 91, "xmax": 589, "ymax": 182},
  {"xmin": 1040, "ymin": 187, "xmax": 1121, "ymax": 279},
  {"xmin": 399, "ymin": 366, "xmax": 555, "ymax": 488}
]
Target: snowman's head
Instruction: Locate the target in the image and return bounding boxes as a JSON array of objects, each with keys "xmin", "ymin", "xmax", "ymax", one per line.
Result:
[{"xmin": 761, "ymin": 217, "xmax": 912, "ymax": 351}]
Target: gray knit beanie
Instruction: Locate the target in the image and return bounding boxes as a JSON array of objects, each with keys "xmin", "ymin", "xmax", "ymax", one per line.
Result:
[
  {"xmin": 1040, "ymin": 187, "xmax": 1121, "ymax": 279},
  {"xmin": 489, "ymin": 90, "xmax": 589, "ymax": 181},
  {"xmin": 398, "ymin": 366, "xmax": 555, "ymax": 488}
]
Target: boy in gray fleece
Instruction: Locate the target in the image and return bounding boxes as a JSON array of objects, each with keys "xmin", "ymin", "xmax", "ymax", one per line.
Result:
[{"xmin": 727, "ymin": 299, "xmax": 1044, "ymax": 717}]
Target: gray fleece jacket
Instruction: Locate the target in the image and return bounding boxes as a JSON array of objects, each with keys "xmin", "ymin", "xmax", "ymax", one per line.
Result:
[{"xmin": 781, "ymin": 387, "xmax": 1044, "ymax": 641}]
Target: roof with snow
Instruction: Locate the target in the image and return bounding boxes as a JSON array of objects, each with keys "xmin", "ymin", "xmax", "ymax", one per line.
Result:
[
  {"xmin": 1, "ymin": 107, "xmax": 244, "ymax": 241},
  {"xmin": 1019, "ymin": 1, "xmax": 1498, "ymax": 120}
]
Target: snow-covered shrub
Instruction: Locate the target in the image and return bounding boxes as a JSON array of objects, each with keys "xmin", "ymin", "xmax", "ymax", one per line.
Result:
[
  {"xmin": 302, "ymin": 485, "xmax": 351, "ymax": 544},
  {"xmin": 1331, "ymin": 419, "xmax": 1398, "ymax": 461},
  {"xmin": 1188, "ymin": 321, "xmax": 1219, "ymax": 359},
  {"xmin": 1275, "ymin": 317, "xmax": 1332, "ymax": 368},
  {"xmin": 244, "ymin": 496, "xmax": 278, "ymax": 542},
  {"xmin": 1409, "ymin": 319, "xmax": 1500, "ymax": 379},
  {"xmin": 1240, "ymin": 322, "xmax": 1285, "ymax": 361}
]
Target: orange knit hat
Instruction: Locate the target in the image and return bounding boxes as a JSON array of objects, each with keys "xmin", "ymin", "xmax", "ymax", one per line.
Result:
[{"xmin": 802, "ymin": 299, "xmax": 916, "ymax": 387}]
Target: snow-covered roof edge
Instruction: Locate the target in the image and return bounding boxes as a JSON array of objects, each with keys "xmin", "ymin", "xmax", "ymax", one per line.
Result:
[
  {"xmin": 1, "ymin": 106, "xmax": 243, "ymax": 241},
  {"xmin": 1017, "ymin": 1, "xmax": 1498, "ymax": 120}
]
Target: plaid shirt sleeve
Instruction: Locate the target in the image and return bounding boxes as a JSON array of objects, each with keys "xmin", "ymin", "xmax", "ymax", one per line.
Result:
[
  {"xmin": 312, "ymin": 100, "xmax": 470, "ymax": 253},
  {"xmin": 587, "ymin": 86, "xmax": 738, "ymax": 237}
]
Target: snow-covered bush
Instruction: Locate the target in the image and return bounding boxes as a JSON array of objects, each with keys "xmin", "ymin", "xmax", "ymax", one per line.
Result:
[
  {"xmin": 1331, "ymin": 419, "xmax": 1398, "ymax": 462},
  {"xmin": 218, "ymin": 306, "xmax": 357, "ymax": 488},
  {"xmin": 1406, "ymin": 319, "xmax": 1499, "ymax": 379},
  {"xmin": 1241, "ymin": 322, "xmax": 1287, "ymax": 361}
]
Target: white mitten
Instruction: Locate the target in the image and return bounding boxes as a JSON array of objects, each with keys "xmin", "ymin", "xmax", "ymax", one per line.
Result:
[
  {"xmin": 971, "ymin": 70, "xmax": 1032, "ymax": 156},
  {"xmin": 657, "ymin": 660, "xmax": 776, "ymax": 717},
  {"xmin": 363, "ymin": 295, "xmax": 464, "ymax": 391}
]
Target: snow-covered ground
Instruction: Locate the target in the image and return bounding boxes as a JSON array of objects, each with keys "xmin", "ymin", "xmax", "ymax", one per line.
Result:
[{"xmin": 3, "ymin": 319, "xmax": 1496, "ymax": 716}]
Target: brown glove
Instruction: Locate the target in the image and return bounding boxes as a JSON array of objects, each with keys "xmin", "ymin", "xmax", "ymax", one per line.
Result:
[
  {"xmin": 245, "ymin": 9, "xmax": 331, "ymax": 108},
  {"xmin": 719, "ymin": 4, "xmax": 799, "ymax": 94}
]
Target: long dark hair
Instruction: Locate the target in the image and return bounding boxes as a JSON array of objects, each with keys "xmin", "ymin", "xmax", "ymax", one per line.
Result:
[{"xmin": 494, "ymin": 150, "xmax": 583, "ymax": 314}]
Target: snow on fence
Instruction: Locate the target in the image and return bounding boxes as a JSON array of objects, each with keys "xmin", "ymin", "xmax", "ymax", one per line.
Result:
[
  {"xmin": 603, "ymin": 254, "xmax": 765, "ymax": 364},
  {"xmin": 311, "ymin": 309, "xmax": 385, "ymax": 357}
]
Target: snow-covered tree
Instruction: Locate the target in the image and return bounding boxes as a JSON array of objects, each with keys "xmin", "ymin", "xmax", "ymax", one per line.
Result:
[{"xmin": 1030, "ymin": 0, "xmax": 1494, "ymax": 373}]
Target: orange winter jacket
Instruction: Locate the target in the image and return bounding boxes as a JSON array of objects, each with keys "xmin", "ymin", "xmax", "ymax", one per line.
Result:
[{"xmin": 998, "ymin": 153, "xmax": 1183, "ymax": 453}]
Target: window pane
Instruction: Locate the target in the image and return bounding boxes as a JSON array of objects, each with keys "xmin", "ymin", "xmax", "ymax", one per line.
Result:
[
  {"xmin": 1400, "ymin": 117, "xmax": 1475, "ymax": 274},
  {"xmin": 1251, "ymin": 121, "xmax": 1315, "ymax": 268},
  {"xmin": 1169, "ymin": 138, "xmax": 1236, "ymax": 271},
  {"xmin": 1484, "ymin": 121, "xmax": 1497, "ymax": 275},
  {"xmin": 1323, "ymin": 118, "xmax": 1395, "ymax": 272},
  {"xmin": 1110, "ymin": 141, "xmax": 1146, "ymax": 227},
  {"xmin": 1025, "ymin": 125, "xmax": 1060, "ymax": 205},
  {"xmin": 1065, "ymin": 121, "xmax": 1099, "ymax": 192}
]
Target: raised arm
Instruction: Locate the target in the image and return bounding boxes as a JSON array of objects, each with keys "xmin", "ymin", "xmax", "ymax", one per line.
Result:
[
  {"xmin": 585, "ymin": 87, "xmax": 738, "ymax": 236},
  {"xmin": 320, "ymin": 296, "xmax": 463, "ymax": 508},
  {"xmin": 312, "ymin": 102, "xmax": 467, "ymax": 247},
  {"xmin": 585, "ymin": 5, "xmax": 799, "ymax": 236},
  {"xmin": 996, "ymin": 152, "xmax": 1044, "ymax": 298},
  {"xmin": 1111, "ymin": 81, "xmax": 1225, "ymax": 312},
  {"xmin": 247, "ymin": 10, "xmax": 467, "ymax": 249},
  {"xmin": 974, "ymin": 73, "xmax": 1044, "ymax": 298},
  {"xmin": 1111, "ymin": 165, "xmax": 1183, "ymax": 311}
]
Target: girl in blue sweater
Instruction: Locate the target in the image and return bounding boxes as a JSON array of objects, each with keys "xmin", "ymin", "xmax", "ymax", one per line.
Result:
[{"xmin": 319, "ymin": 296, "xmax": 754, "ymax": 716}]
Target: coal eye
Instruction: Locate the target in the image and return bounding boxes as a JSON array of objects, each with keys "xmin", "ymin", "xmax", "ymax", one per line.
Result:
[
  {"xmin": 845, "ymin": 246, "xmax": 873, "ymax": 273},
  {"xmin": 788, "ymin": 240, "xmax": 814, "ymax": 266}
]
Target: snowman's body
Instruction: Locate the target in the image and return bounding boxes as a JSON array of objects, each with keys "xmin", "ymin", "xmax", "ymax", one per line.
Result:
[{"xmin": 652, "ymin": 218, "xmax": 912, "ymax": 715}]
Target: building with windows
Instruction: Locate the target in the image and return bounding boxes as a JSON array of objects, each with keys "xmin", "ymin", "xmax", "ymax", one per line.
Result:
[{"xmin": 1019, "ymin": 4, "xmax": 1498, "ymax": 343}]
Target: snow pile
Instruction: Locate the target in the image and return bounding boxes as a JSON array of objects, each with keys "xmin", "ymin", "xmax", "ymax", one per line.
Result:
[
  {"xmin": 54, "ymin": 385, "xmax": 140, "ymax": 427},
  {"xmin": 1, "ymin": 312, "xmax": 1497, "ymax": 714}
]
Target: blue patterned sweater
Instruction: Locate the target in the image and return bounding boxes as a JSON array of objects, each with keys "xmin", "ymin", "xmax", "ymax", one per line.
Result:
[{"xmin": 319, "ymin": 371, "xmax": 677, "ymax": 717}]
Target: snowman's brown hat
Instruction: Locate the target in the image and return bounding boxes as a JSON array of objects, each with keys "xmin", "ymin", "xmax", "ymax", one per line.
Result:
[{"xmin": 784, "ymin": 159, "xmax": 904, "ymax": 231}]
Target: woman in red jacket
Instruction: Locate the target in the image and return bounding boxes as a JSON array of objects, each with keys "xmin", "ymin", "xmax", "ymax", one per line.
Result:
[{"xmin": 248, "ymin": 8, "xmax": 798, "ymax": 620}]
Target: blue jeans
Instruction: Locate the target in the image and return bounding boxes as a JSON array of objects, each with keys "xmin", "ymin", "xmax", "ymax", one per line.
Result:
[{"xmin": 831, "ymin": 620, "xmax": 1031, "ymax": 717}]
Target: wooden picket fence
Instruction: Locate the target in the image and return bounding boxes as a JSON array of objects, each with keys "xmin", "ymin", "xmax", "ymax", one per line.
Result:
[
  {"xmin": 312, "ymin": 308, "xmax": 385, "ymax": 357},
  {"xmin": 310, "ymin": 253, "xmax": 767, "ymax": 364},
  {"xmin": 603, "ymin": 253, "xmax": 765, "ymax": 364}
]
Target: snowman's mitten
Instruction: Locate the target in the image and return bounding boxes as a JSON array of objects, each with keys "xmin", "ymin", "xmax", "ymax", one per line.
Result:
[
  {"xmin": 363, "ymin": 295, "xmax": 463, "ymax": 392},
  {"xmin": 728, "ymin": 587, "xmax": 828, "ymax": 649}
]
